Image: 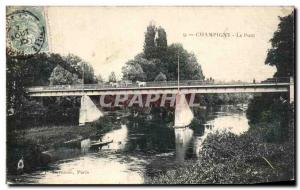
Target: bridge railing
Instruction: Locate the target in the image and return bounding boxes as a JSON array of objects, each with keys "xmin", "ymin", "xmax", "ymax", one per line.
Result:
[
  {"xmin": 260, "ymin": 77, "xmax": 290, "ymax": 83},
  {"xmin": 26, "ymin": 80, "xmax": 222, "ymax": 91},
  {"xmin": 26, "ymin": 77, "xmax": 291, "ymax": 92}
]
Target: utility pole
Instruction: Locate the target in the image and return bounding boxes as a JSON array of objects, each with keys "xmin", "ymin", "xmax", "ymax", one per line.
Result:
[{"xmin": 177, "ymin": 52, "xmax": 180, "ymax": 91}]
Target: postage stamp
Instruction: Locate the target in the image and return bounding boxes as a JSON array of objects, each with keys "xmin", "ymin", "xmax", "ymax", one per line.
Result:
[{"xmin": 6, "ymin": 7, "xmax": 47, "ymax": 59}]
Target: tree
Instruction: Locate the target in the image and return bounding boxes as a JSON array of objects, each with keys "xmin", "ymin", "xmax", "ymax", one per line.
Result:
[
  {"xmin": 63, "ymin": 54, "xmax": 97, "ymax": 84},
  {"xmin": 97, "ymin": 74, "xmax": 104, "ymax": 83},
  {"xmin": 163, "ymin": 43, "xmax": 205, "ymax": 81},
  {"xmin": 108, "ymin": 72, "xmax": 117, "ymax": 82},
  {"xmin": 7, "ymin": 52, "xmax": 97, "ymax": 128},
  {"xmin": 247, "ymin": 11, "xmax": 295, "ymax": 142},
  {"xmin": 143, "ymin": 24, "xmax": 167, "ymax": 61},
  {"xmin": 143, "ymin": 23, "xmax": 157, "ymax": 59},
  {"xmin": 155, "ymin": 26, "xmax": 168, "ymax": 60},
  {"xmin": 7, "ymin": 53, "xmax": 57, "ymax": 117},
  {"xmin": 49, "ymin": 65, "xmax": 80, "ymax": 85},
  {"xmin": 265, "ymin": 11, "xmax": 294, "ymax": 77},
  {"xmin": 123, "ymin": 25, "xmax": 205, "ymax": 82},
  {"xmin": 81, "ymin": 62, "xmax": 97, "ymax": 84},
  {"xmin": 63, "ymin": 54, "xmax": 83, "ymax": 74},
  {"xmin": 122, "ymin": 59, "xmax": 146, "ymax": 82}
]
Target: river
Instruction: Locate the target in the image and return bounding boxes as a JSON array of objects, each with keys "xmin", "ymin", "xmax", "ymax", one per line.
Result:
[{"xmin": 11, "ymin": 105, "xmax": 249, "ymax": 184}]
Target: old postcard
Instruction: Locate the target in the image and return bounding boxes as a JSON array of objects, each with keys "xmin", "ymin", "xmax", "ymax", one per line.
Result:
[{"xmin": 6, "ymin": 6, "xmax": 295, "ymax": 185}]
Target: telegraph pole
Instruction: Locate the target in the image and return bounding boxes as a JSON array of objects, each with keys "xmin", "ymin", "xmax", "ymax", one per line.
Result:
[{"xmin": 177, "ymin": 52, "xmax": 180, "ymax": 91}]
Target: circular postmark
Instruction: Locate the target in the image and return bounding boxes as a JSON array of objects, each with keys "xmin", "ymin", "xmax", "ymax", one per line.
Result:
[{"xmin": 6, "ymin": 10, "xmax": 46, "ymax": 59}]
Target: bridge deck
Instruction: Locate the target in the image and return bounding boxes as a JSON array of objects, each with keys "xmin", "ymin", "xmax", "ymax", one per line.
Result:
[{"xmin": 26, "ymin": 80, "xmax": 291, "ymax": 97}]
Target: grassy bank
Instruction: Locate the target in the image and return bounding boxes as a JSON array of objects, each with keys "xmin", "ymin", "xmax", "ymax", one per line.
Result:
[
  {"xmin": 16, "ymin": 125, "xmax": 98, "ymax": 151},
  {"xmin": 11, "ymin": 113, "xmax": 123, "ymax": 152},
  {"xmin": 7, "ymin": 125, "xmax": 99, "ymax": 174},
  {"xmin": 7, "ymin": 115, "xmax": 122, "ymax": 174},
  {"xmin": 146, "ymin": 121, "xmax": 294, "ymax": 184}
]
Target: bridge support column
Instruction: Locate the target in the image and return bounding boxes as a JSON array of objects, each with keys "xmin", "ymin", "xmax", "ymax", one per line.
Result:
[{"xmin": 290, "ymin": 77, "xmax": 294, "ymax": 104}]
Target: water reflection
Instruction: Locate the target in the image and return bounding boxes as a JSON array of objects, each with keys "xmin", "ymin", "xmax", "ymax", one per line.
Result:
[
  {"xmin": 174, "ymin": 127, "xmax": 193, "ymax": 163},
  {"xmin": 206, "ymin": 113, "xmax": 249, "ymax": 135},
  {"xmin": 27, "ymin": 125, "xmax": 143, "ymax": 184},
  {"xmin": 193, "ymin": 112, "xmax": 249, "ymax": 157},
  {"xmin": 102, "ymin": 125, "xmax": 128, "ymax": 150},
  {"xmin": 81, "ymin": 139, "xmax": 91, "ymax": 153},
  {"xmin": 126, "ymin": 120, "xmax": 175, "ymax": 153},
  {"xmin": 11, "ymin": 105, "xmax": 250, "ymax": 184},
  {"xmin": 36, "ymin": 153, "xmax": 144, "ymax": 184}
]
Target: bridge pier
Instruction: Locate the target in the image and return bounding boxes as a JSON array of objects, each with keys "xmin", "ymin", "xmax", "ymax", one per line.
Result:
[{"xmin": 290, "ymin": 77, "xmax": 294, "ymax": 104}]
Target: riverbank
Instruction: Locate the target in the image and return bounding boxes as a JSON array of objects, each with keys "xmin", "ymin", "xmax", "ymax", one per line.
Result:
[
  {"xmin": 7, "ymin": 125, "xmax": 99, "ymax": 174},
  {"xmin": 7, "ymin": 114, "xmax": 123, "ymax": 175},
  {"xmin": 16, "ymin": 125, "xmax": 98, "ymax": 151},
  {"xmin": 146, "ymin": 121, "xmax": 295, "ymax": 184}
]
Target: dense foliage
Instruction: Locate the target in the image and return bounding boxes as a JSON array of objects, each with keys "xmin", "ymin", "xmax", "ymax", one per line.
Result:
[
  {"xmin": 247, "ymin": 11, "xmax": 294, "ymax": 143},
  {"xmin": 265, "ymin": 12, "xmax": 294, "ymax": 78},
  {"xmin": 122, "ymin": 23, "xmax": 250, "ymax": 107},
  {"xmin": 147, "ymin": 124, "xmax": 294, "ymax": 184},
  {"xmin": 122, "ymin": 23, "xmax": 205, "ymax": 82},
  {"xmin": 7, "ymin": 53, "xmax": 98, "ymax": 174},
  {"xmin": 7, "ymin": 53, "xmax": 97, "ymax": 128}
]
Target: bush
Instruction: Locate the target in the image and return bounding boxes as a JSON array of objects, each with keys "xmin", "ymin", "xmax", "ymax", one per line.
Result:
[
  {"xmin": 146, "ymin": 126, "xmax": 294, "ymax": 184},
  {"xmin": 247, "ymin": 95, "xmax": 292, "ymax": 143}
]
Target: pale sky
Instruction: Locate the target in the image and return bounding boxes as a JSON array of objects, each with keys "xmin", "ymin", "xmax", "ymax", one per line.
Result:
[{"xmin": 45, "ymin": 6, "xmax": 293, "ymax": 82}]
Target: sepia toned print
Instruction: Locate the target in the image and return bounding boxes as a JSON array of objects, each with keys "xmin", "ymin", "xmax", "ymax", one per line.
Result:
[{"xmin": 6, "ymin": 6, "xmax": 295, "ymax": 184}]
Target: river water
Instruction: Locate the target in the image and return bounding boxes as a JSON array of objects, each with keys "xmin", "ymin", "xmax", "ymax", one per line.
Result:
[{"xmin": 12, "ymin": 105, "xmax": 249, "ymax": 184}]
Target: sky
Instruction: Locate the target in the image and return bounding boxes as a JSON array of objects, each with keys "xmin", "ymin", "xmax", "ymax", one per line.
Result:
[{"xmin": 45, "ymin": 6, "xmax": 293, "ymax": 82}]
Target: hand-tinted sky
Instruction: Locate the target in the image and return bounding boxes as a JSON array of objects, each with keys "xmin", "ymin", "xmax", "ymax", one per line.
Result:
[{"xmin": 46, "ymin": 6, "xmax": 293, "ymax": 82}]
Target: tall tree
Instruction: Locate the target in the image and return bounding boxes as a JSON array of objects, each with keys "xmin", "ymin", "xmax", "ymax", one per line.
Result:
[
  {"xmin": 143, "ymin": 23, "xmax": 157, "ymax": 59},
  {"xmin": 124, "ymin": 25, "xmax": 205, "ymax": 82},
  {"xmin": 81, "ymin": 62, "xmax": 97, "ymax": 84},
  {"xmin": 247, "ymin": 11, "xmax": 295, "ymax": 142},
  {"xmin": 108, "ymin": 72, "xmax": 117, "ymax": 82},
  {"xmin": 265, "ymin": 11, "xmax": 294, "ymax": 78},
  {"xmin": 155, "ymin": 26, "xmax": 168, "ymax": 59}
]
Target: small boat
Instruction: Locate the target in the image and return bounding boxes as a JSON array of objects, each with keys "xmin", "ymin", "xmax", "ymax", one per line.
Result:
[
  {"xmin": 90, "ymin": 140, "xmax": 113, "ymax": 150},
  {"xmin": 237, "ymin": 105, "xmax": 247, "ymax": 112}
]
